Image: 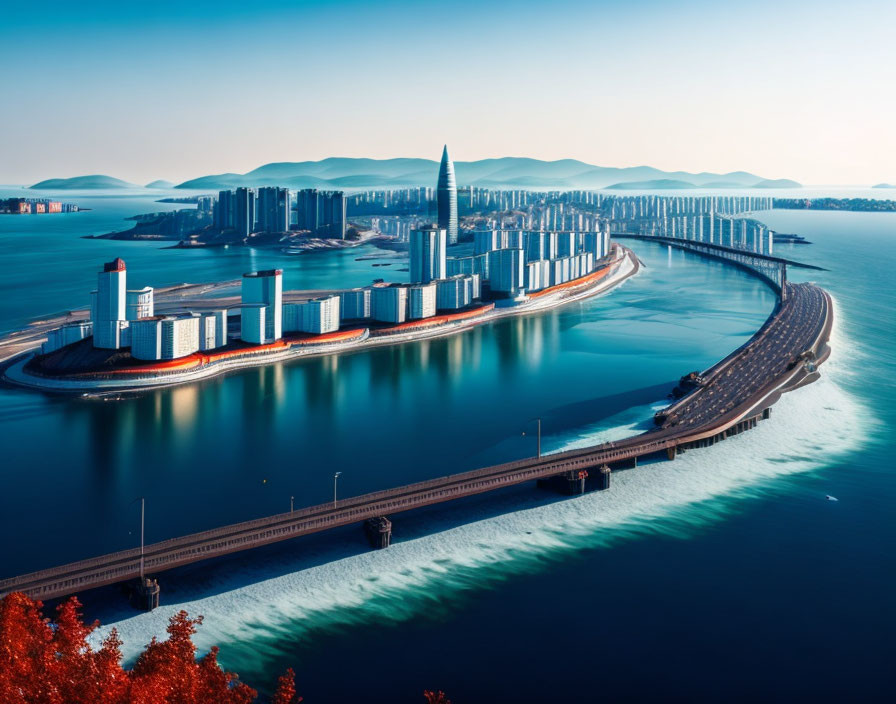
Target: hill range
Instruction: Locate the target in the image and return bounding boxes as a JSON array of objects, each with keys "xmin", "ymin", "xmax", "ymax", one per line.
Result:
[{"xmin": 29, "ymin": 158, "xmax": 801, "ymax": 191}]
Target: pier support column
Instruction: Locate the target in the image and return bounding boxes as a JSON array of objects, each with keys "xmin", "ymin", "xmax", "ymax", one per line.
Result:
[
  {"xmin": 131, "ymin": 576, "xmax": 160, "ymax": 611},
  {"xmin": 762, "ymin": 408, "xmax": 771, "ymax": 420},
  {"xmin": 564, "ymin": 469, "xmax": 588, "ymax": 495},
  {"xmin": 364, "ymin": 517, "xmax": 392, "ymax": 549},
  {"xmin": 666, "ymin": 446, "xmax": 677, "ymax": 461},
  {"xmin": 597, "ymin": 465, "xmax": 611, "ymax": 491}
]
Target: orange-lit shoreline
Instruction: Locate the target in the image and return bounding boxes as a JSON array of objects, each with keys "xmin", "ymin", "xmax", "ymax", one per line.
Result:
[{"xmin": 3, "ymin": 246, "xmax": 638, "ymax": 393}]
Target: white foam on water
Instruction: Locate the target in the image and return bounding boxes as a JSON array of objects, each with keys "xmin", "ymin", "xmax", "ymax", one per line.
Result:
[
  {"xmin": 548, "ymin": 399, "xmax": 671, "ymax": 450},
  {"xmin": 94, "ymin": 307, "xmax": 876, "ymax": 666}
]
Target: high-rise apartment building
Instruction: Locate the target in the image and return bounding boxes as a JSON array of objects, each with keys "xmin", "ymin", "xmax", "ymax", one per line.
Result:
[
  {"xmin": 93, "ymin": 257, "xmax": 128, "ymax": 349},
  {"xmin": 409, "ymin": 224, "xmax": 447, "ymax": 283},
  {"xmin": 234, "ymin": 187, "xmax": 256, "ymax": 237},
  {"xmin": 371, "ymin": 285, "xmax": 408, "ymax": 324},
  {"xmin": 487, "ymin": 249, "xmax": 525, "ymax": 295},
  {"xmin": 296, "ymin": 189, "xmax": 346, "ymax": 239},
  {"xmin": 256, "ymin": 187, "xmax": 290, "ymax": 233},
  {"xmin": 408, "ymin": 283, "xmax": 437, "ymax": 319},
  {"xmin": 241, "ymin": 269, "xmax": 282, "ymax": 343}
]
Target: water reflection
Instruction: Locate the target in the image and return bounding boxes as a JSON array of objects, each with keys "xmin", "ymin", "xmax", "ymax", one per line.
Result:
[{"xmin": 0, "ymin": 239, "xmax": 778, "ymax": 573}]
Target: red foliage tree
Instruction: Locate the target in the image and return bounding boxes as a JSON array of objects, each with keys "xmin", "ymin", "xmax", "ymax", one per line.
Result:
[
  {"xmin": 0, "ymin": 593, "xmax": 291, "ymax": 704},
  {"xmin": 424, "ymin": 690, "xmax": 452, "ymax": 704},
  {"xmin": 272, "ymin": 668, "xmax": 301, "ymax": 704}
]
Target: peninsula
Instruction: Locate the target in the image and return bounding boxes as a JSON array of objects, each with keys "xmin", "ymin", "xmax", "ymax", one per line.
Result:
[{"xmin": 1, "ymin": 244, "xmax": 638, "ymax": 394}]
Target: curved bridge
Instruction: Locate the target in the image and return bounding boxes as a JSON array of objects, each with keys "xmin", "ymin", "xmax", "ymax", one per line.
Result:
[
  {"xmin": 0, "ymin": 275, "xmax": 833, "ymax": 605},
  {"xmin": 614, "ymin": 233, "xmax": 826, "ymax": 292}
]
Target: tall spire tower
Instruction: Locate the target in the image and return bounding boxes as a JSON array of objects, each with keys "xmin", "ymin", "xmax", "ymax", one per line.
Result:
[{"xmin": 437, "ymin": 144, "xmax": 458, "ymax": 246}]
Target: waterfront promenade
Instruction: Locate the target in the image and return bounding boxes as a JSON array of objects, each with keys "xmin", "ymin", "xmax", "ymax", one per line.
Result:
[
  {"xmin": 1, "ymin": 245, "xmax": 639, "ymax": 393},
  {"xmin": 0, "ymin": 278, "xmax": 832, "ymax": 603}
]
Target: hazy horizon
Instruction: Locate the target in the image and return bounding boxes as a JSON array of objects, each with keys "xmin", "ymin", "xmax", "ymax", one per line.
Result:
[{"xmin": 3, "ymin": 0, "xmax": 894, "ymax": 186}]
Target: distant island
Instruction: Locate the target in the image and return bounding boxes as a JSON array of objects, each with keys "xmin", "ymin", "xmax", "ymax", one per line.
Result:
[
  {"xmin": 30, "ymin": 175, "xmax": 136, "ymax": 190},
  {"xmin": 604, "ymin": 177, "xmax": 801, "ymax": 190},
  {"xmin": 29, "ymin": 158, "xmax": 798, "ymax": 192},
  {"xmin": 156, "ymin": 196, "xmax": 201, "ymax": 204},
  {"xmin": 872, "ymin": 183, "xmax": 895, "ymax": 189},
  {"xmin": 753, "ymin": 178, "xmax": 801, "ymax": 189},
  {"xmin": 773, "ymin": 197, "xmax": 896, "ymax": 212},
  {"xmin": 605, "ymin": 179, "xmax": 695, "ymax": 190}
]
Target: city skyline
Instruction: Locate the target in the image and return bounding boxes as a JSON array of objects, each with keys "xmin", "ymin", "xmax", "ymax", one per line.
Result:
[{"xmin": 2, "ymin": 0, "xmax": 894, "ymax": 186}]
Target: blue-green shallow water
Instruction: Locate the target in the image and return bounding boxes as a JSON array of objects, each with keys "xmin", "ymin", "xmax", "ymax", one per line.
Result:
[{"xmin": 1, "ymin": 197, "xmax": 894, "ymax": 701}]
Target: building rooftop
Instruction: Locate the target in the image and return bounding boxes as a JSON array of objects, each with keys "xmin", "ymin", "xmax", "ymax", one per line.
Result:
[
  {"xmin": 243, "ymin": 269, "xmax": 282, "ymax": 278},
  {"xmin": 103, "ymin": 257, "xmax": 126, "ymax": 273}
]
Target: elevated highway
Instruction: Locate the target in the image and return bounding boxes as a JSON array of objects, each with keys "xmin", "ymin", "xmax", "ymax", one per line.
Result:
[
  {"xmin": 613, "ymin": 233, "xmax": 826, "ymax": 292},
  {"xmin": 0, "ymin": 278, "xmax": 833, "ymax": 605}
]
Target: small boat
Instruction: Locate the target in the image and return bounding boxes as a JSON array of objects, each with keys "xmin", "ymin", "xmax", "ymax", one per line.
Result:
[{"xmin": 826, "ymin": 495, "xmax": 839, "ymax": 502}]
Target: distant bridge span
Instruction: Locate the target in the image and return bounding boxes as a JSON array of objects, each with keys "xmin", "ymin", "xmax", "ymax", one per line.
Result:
[{"xmin": 613, "ymin": 233, "xmax": 826, "ymax": 293}]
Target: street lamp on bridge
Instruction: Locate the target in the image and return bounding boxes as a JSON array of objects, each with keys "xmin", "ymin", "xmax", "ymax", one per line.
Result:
[
  {"xmin": 522, "ymin": 418, "xmax": 542, "ymax": 458},
  {"xmin": 333, "ymin": 472, "xmax": 342, "ymax": 508},
  {"xmin": 128, "ymin": 496, "xmax": 146, "ymax": 579}
]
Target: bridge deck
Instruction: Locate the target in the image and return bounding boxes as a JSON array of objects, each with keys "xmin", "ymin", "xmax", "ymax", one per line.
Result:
[
  {"xmin": 613, "ymin": 233, "xmax": 827, "ymax": 270},
  {"xmin": 0, "ymin": 283, "xmax": 833, "ymax": 602}
]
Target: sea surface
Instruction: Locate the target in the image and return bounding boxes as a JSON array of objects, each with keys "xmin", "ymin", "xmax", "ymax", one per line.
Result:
[{"xmin": 0, "ymin": 190, "xmax": 894, "ymax": 701}]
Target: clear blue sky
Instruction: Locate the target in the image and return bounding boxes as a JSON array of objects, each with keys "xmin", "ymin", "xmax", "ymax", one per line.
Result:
[{"xmin": 2, "ymin": 0, "xmax": 894, "ymax": 185}]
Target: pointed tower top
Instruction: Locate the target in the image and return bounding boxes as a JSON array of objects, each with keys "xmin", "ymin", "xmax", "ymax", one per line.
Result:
[{"xmin": 437, "ymin": 145, "xmax": 456, "ymax": 190}]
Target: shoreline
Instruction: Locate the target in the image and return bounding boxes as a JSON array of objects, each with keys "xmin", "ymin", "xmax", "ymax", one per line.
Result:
[{"xmin": 2, "ymin": 246, "xmax": 640, "ymax": 395}]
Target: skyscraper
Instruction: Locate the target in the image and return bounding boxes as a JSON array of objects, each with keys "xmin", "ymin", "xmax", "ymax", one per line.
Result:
[
  {"xmin": 319, "ymin": 191, "xmax": 346, "ymax": 239},
  {"xmin": 437, "ymin": 145, "xmax": 458, "ymax": 246},
  {"xmin": 233, "ymin": 187, "xmax": 256, "ymax": 237},
  {"xmin": 256, "ymin": 187, "xmax": 290, "ymax": 233},
  {"xmin": 93, "ymin": 257, "xmax": 128, "ymax": 349},
  {"xmin": 409, "ymin": 224, "xmax": 447, "ymax": 283},
  {"xmin": 214, "ymin": 190, "xmax": 233, "ymax": 230},
  {"xmin": 296, "ymin": 189, "xmax": 346, "ymax": 239}
]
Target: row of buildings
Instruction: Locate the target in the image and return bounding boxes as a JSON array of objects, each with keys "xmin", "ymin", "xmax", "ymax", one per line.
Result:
[
  {"xmin": 0, "ymin": 198, "xmax": 79, "ymax": 214},
  {"xmin": 212, "ymin": 187, "xmax": 346, "ymax": 239},
  {"xmin": 37, "ymin": 148, "xmax": 617, "ymax": 364},
  {"xmin": 605, "ymin": 195, "xmax": 774, "ymax": 222},
  {"xmin": 42, "ymin": 258, "xmax": 228, "ymax": 361},
  {"xmin": 640, "ymin": 214, "xmax": 775, "ymax": 255},
  {"xmin": 348, "ymin": 187, "xmax": 606, "ymax": 219},
  {"xmin": 40, "ymin": 258, "xmax": 484, "ymax": 363},
  {"xmin": 457, "ymin": 227, "xmax": 610, "ymax": 293},
  {"xmin": 369, "ymin": 215, "xmax": 426, "ymax": 242}
]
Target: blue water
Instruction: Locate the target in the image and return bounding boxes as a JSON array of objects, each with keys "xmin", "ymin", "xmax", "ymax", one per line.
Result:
[{"xmin": 1, "ymin": 196, "xmax": 894, "ymax": 701}]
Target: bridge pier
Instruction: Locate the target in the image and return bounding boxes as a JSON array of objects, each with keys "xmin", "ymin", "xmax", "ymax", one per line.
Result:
[
  {"xmin": 131, "ymin": 576, "xmax": 160, "ymax": 611},
  {"xmin": 537, "ymin": 468, "xmax": 593, "ymax": 495},
  {"xmin": 597, "ymin": 465, "xmax": 611, "ymax": 491},
  {"xmin": 666, "ymin": 446, "xmax": 677, "ymax": 461},
  {"xmin": 364, "ymin": 516, "xmax": 392, "ymax": 549},
  {"xmin": 564, "ymin": 469, "xmax": 588, "ymax": 495}
]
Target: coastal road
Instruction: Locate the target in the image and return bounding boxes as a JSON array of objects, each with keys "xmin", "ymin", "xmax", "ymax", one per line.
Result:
[{"xmin": 0, "ymin": 282, "xmax": 832, "ymax": 602}]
